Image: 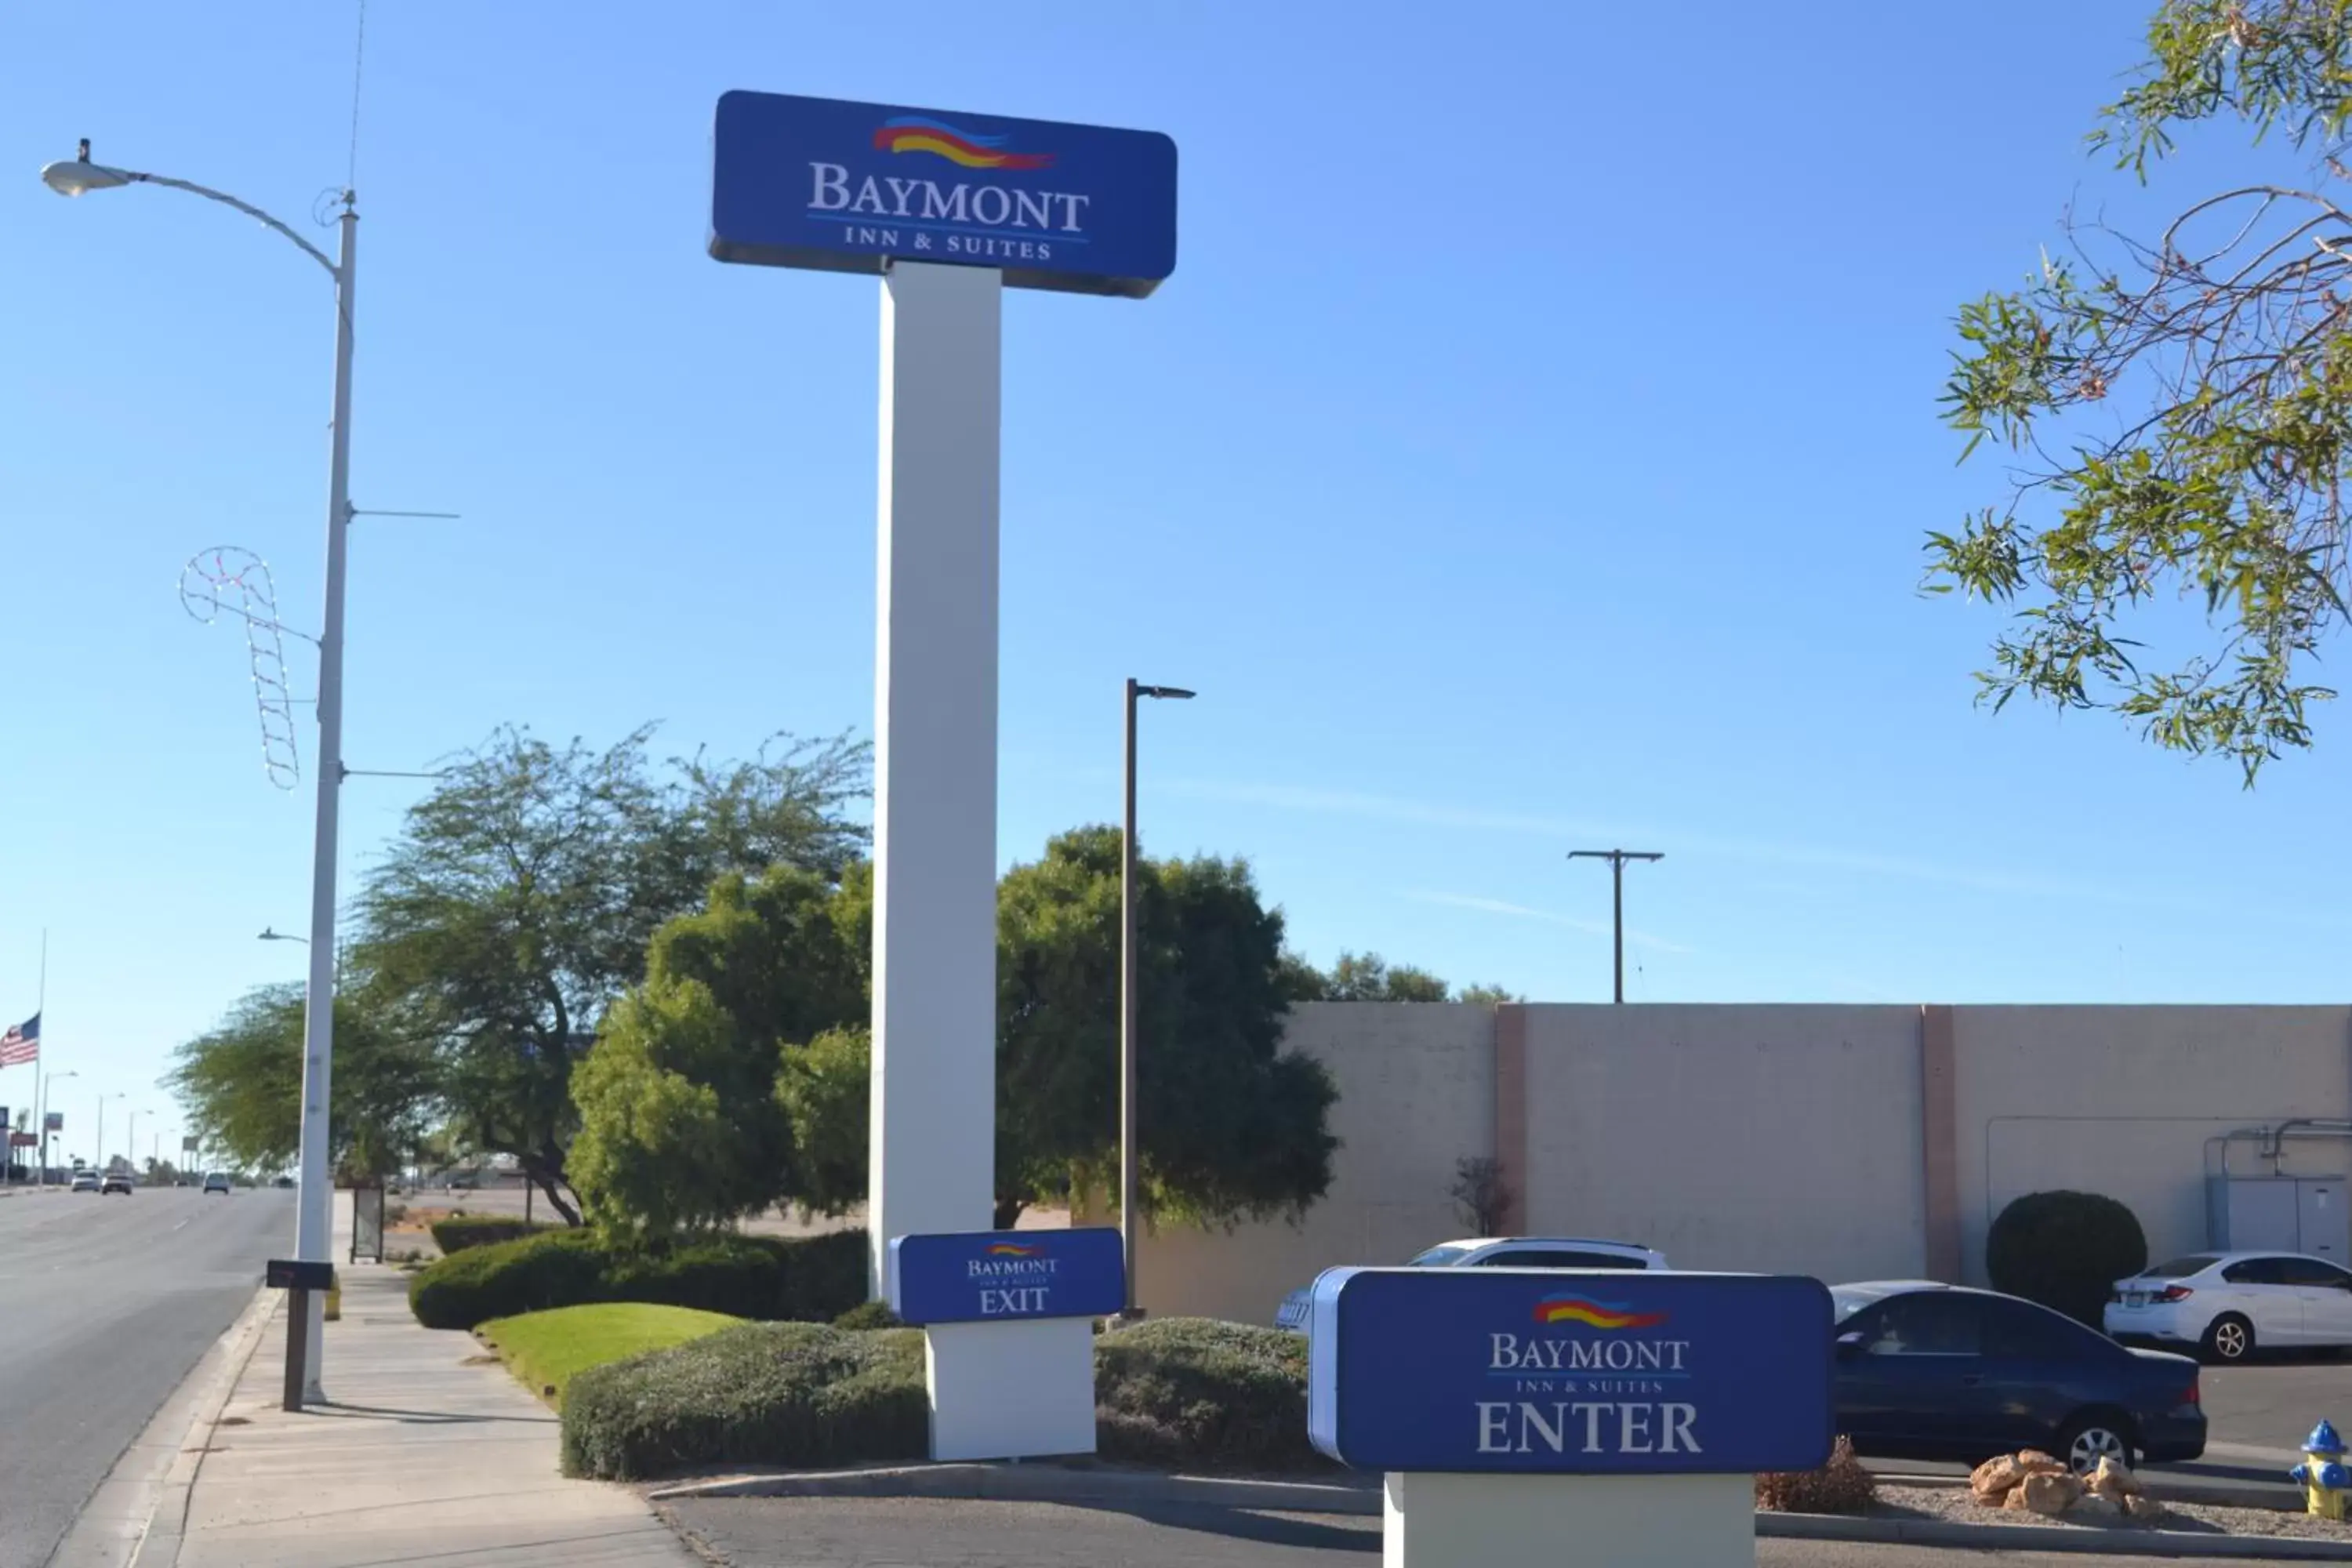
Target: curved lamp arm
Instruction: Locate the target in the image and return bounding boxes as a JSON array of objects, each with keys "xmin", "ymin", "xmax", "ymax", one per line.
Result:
[{"xmin": 40, "ymin": 156, "xmax": 337, "ymax": 276}]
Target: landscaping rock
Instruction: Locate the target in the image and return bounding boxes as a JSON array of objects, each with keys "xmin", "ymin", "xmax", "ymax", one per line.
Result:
[
  {"xmin": 2015, "ymin": 1450, "xmax": 2067, "ymax": 1476},
  {"xmin": 2122, "ymin": 1493, "xmax": 2169, "ymax": 1522},
  {"xmin": 2071, "ymin": 1492, "xmax": 2121, "ymax": 1518},
  {"xmin": 2089, "ymin": 1454, "xmax": 2140, "ymax": 1500},
  {"xmin": 2017, "ymin": 1472, "xmax": 2083, "ymax": 1515},
  {"xmin": 1969, "ymin": 1454, "xmax": 2024, "ymax": 1502}
]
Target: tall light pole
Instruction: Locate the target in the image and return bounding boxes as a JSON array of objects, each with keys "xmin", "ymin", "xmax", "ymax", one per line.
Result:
[
  {"xmin": 96, "ymin": 1092, "xmax": 123, "ymax": 1169},
  {"xmin": 43, "ymin": 141, "xmax": 355, "ymax": 1400},
  {"xmin": 1120, "ymin": 679, "xmax": 1194, "ymax": 1319},
  {"xmin": 127, "ymin": 1107, "xmax": 151, "ymax": 1172},
  {"xmin": 37, "ymin": 1069, "xmax": 76, "ymax": 1186},
  {"xmin": 1567, "ymin": 849, "xmax": 1664, "ymax": 1004}
]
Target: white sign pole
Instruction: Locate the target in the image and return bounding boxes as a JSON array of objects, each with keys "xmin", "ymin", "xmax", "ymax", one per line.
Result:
[{"xmin": 867, "ymin": 260, "xmax": 1004, "ymax": 1297}]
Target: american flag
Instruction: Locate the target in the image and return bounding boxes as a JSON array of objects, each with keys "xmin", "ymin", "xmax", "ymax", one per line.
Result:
[{"xmin": 0, "ymin": 1013, "xmax": 38, "ymax": 1067}]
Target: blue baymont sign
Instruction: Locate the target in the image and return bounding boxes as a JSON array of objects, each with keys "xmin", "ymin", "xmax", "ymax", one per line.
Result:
[
  {"xmin": 887, "ymin": 1229, "xmax": 1127, "ymax": 1326},
  {"xmin": 709, "ymin": 92, "xmax": 1178, "ymax": 299},
  {"xmin": 1308, "ymin": 1269, "xmax": 1834, "ymax": 1475}
]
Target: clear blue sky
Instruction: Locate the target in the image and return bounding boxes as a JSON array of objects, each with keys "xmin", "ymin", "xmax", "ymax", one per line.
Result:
[{"xmin": 5, "ymin": 1, "xmax": 2347, "ymax": 1159}]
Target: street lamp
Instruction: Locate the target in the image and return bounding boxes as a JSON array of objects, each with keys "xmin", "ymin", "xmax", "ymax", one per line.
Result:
[
  {"xmin": 1120, "ymin": 679, "xmax": 1195, "ymax": 1319},
  {"xmin": 36, "ymin": 1069, "xmax": 76, "ymax": 1187},
  {"xmin": 43, "ymin": 138, "xmax": 357, "ymax": 1401},
  {"xmin": 96, "ymin": 1092, "xmax": 124, "ymax": 1171},
  {"xmin": 257, "ymin": 927, "xmax": 309, "ymax": 944}
]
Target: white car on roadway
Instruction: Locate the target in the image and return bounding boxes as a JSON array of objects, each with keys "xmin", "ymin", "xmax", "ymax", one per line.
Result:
[
  {"xmin": 1273, "ymin": 1236, "xmax": 1668, "ymax": 1332},
  {"xmin": 202, "ymin": 1171, "xmax": 232, "ymax": 1194},
  {"xmin": 2105, "ymin": 1250, "xmax": 2352, "ymax": 1362},
  {"xmin": 69, "ymin": 1170, "xmax": 100, "ymax": 1192}
]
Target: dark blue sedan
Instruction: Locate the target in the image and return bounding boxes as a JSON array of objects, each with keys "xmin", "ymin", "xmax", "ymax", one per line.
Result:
[{"xmin": 1833, "ymin": 1281, "xmax": 2206, "ymax": 1472}]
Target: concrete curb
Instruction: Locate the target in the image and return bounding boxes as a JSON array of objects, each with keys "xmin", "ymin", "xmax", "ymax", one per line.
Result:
[
  {"xmin": 650, "ymin": 1462, "xmax": 2352, "ymax": 1559},
  {"xmin": 118, "ymin": 1288, "xmax": 284, "ymax": 1568},
  {"xmin": 1756, "ymin": 1511, "xmax": 2352, "ymax": 1561},
  {"xmin": 648, "ymin": 1461, "xmax": 1382, "ymax": 1515}
]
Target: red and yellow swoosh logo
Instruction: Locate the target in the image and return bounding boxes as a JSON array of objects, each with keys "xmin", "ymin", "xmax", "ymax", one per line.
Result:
[
  {"xmin": 1533, "ymin": 1294, "xmax": 1668, "ymax": 1330},
  {"xmin": 985, "ymin": 1243, "xmax": 1044, "ymax": 1258},
  {"xmin": 874, "ymin": 115, "xmax": 1054, "ymax": 171}
]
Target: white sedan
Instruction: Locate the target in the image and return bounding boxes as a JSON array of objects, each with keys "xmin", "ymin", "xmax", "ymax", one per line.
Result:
[{"xmin": 2105, "ymin": 1250, "xmax": 2352, "ymax": 1362}]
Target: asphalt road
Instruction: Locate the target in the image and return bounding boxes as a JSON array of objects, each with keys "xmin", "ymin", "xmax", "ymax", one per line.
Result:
[
  {"xmin": 0, "ymin": 1184, "xmax": 291, "ymax": 1568},
  {"xmin": 666, "ymin": 1497, "xmax": 2256, "ymax": 1566}
]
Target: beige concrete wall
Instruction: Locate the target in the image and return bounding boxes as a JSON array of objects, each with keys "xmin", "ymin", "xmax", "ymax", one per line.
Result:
[
  {"xmin": 1950, "ymin": 1006, "xmax": 2352, "ymax": 1284},
  {"xmin": 1117, "ymin": 1000, "xmax": 2352, "ymax": 1325},
  {"xmin": 1127, "ymin": 1001, "xmax": 1496, "ymax": 1323},
  {"xmin": 1517, "ymin": 1005, "xmax": 1929, "ymax": 1283}
]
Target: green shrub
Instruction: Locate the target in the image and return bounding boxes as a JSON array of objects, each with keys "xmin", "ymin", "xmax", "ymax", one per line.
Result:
[
  {"xmin": 406, "ymin": 1227, "xmax": 868, "ymax": 1331},
  {"xmin": 830, "ymin": 1299, "xmax": 902, "ymax": 1330},
  {"xmin": 1756, "ymin": 1436, "xmax": 1876, "ymax": 1515},
  {"xmin": 430, "ymin": 1217, "xmax": 562, "ymax": 1254},
  {"xmin": 1095, "ymin": 1318, "xmax": 1329, "ymax": 1472},
  {"xmin": 561, "ymin": 1322, "xmax": 927, "ymax": 1479},
  {"xmin": 1987, "ymin": 1190, "xmax": 2149, "ymax": 1327}
]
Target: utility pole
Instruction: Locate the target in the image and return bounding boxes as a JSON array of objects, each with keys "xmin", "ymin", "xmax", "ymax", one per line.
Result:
[{"xmin": 1567, "ymin": 849, "xmax": 1664, "ymax": 1004}]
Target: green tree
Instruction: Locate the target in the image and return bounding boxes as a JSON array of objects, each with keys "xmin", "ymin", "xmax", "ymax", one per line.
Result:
[
  {"xmin": 1455, "ymin": 984, "xmax": 1523, "ymax": 1006},
  {"xmin": 995, "ymin": 827, "xmax": 1339, "ymax": 1228},
  {"xmin": 569, "ymin": 865, "xmax": 866, "ymax": 1240},
  {"xmin": 165, "ymin": 982, "xmax": 437, "ymax": 1178},
  {"xmin": 1283, "ymin": 950, "xmax": 1509, "ymax": 1003},
  {"xmin": 775, "ymin": 1025, "xmax": 871, "ymax": 1217},
  {"xmin": 1934, "ymin": 0, "xmax": 2352, "ymax": 779},
  {"xmin": 356, "ymin": 724, "xmax": 866, "ymax": 1221}
]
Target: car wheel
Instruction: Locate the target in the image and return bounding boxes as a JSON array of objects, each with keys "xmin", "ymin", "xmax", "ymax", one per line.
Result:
[
  {"xmin": 2203, "ymin": 1313, "xmax": 2256, "ymax": 1363},
  {"xmin": 2059, "ymin": 1411, "xmax": 2136, "ymax": 1475}
]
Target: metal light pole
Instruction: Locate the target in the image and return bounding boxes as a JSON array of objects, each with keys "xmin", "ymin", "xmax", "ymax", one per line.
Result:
[
  {"xmin": 37, "ymin": 1069, "xmax": 76, "ymax": 1186},
  {"xmin": 96, "ymin": 1092, "xmax": 122, "ymax": 1170},
  {"xmin": 1120, "ymin": 679, "xmax": 1194, "ymax": 1319},
  {"xmin": 127, "ymin": 1107, "xmax": 151, "ymax": 1172},
  {"xmin": 1567, "ymin": 849, "xmax": 1664, "ymax": 1004},
  {"xmin": 43, "ymin": 142, "xmax": 356, "ymax": 1400}
]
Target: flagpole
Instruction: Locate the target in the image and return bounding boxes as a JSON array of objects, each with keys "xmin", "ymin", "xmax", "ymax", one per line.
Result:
[{"xmin": 30, "ymin": 929, "xmax": 45, "ymax": 1188}]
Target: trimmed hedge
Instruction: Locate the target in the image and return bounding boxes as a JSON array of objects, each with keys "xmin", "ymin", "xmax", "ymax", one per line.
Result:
[
  {"xmin": 1095, "ymin": 1318, "xmax": 1326, "ymax": 1472},
  {"xmin": 1987, "ymin": 1189, "xmax": 2149, "ymax": 1328},
  {"xmin": 561, "ymin": 1322, "xmax": 927, "ymax": 1479},
  {"xmin": 430, "ymin": 1217, "xmax": 562, "ymax": 1254},
  {"xmin": 559, "ymin": 1313, "xmax": 1334, "ymax": 1481},
  {"xmin": 830, "ymin": 1300, "xmax": 902, "ymax": 1330},
  {"xmin": 408, "ymin": 1228, "xmax": 866, "ymax": 1331}
]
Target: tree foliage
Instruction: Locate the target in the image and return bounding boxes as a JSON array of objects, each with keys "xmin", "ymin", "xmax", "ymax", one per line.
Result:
[
  {"xmin": 355, "ymin": 724, "xmax": 867, "ymax": 1221},
  {"xmin": 569, "ymin": 866, "xmax": 865, "ymax": 1240},
  {"xmin": 1282, "ymin": 950, "xmax": 1513, "ymax": 1004},
  {"xmin": 996, "ymin": 827, "xmax": 1339, "ymax": 1229},
  {"xmin": 165, "ymin": 982, "xmax": 437, "ymax": 1179},
  {"xmin": 1934, "ymin": 0, "xmax": 2352, "ymax": 779}
]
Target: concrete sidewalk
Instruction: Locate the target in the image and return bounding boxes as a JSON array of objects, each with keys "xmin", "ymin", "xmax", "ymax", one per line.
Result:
[{"xmin": 136, "ymin": 1261, "xmax": 694, "ymax": 1566}]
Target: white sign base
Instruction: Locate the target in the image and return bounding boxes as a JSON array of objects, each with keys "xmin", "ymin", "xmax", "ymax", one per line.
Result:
[
  {"xmin": 924, "ymin": 1318, "xmax": 1097, "ymax": 1461},
  {"xmin": 1382, "ymin": 1471, "xmax": 1751, "ymax": 1567}
]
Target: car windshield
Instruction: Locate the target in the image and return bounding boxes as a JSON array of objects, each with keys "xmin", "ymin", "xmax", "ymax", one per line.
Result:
[
  {"xmin": 1829, "ymin": 1286, "xmax": 1899, "ymax": 1323},
  {"xmin": 2143, "ymin": 1255, "xmax": 2221, "ymax": 1278},
  {"xmin": 1406, "ymin": 1245, "xmax": 1472, "ymax": 1268}
]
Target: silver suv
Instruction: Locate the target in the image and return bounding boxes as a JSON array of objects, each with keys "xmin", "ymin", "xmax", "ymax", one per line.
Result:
[{"xmin": 1273, "ymin": 1236, "xmax": 1668, "ymax": 1331}]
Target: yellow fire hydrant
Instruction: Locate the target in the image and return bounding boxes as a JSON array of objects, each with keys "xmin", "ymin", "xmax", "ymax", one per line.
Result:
[{"xmin": 2290, "ymin": 1420, "xmax": 2350, "ymax": 1519}]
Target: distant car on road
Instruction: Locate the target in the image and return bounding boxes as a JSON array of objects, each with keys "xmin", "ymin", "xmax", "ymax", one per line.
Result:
[
  {"xmin": 202, "ymin": 1171, "xmax": 232, "ymax": 1195},
  {"xmin": 1834, "ymin": 1280, "xmax": 2205, "ymax": 1472},
  {"xmin": 1273, "ymin": 1236, "xmax": 1668, "ymax": 1332},
  {"xmin": 69, "ymin": 1170, "xmax": 100, "ymax": 1192},
  {"xmin": 271, "ymin": 1174, "xmax": 294, "ymax": 1189},
  {"xmin": 100, "ymin": 1171, "xmax": 133, "ymax": 1196},
  {"xmin": 2105, "ymin": 1250, "xmax": 2352, "ymax": 1362}
]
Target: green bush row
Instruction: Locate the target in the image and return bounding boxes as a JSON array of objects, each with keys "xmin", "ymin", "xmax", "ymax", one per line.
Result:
[
  {"xmin": 560, "ymin": 1315, "xmax": 1330, "ymax": 1481},
  {"xmin": 428, "ymin": 1217, "xmax": 562, "ymax": 1254},
  {"xmin": 407, "ymin": 1227, "xmax": 866, "ymax": 1330},
  {"xmin": 561, "ymin": 1321, "xmax": 928, "ymax": 1479}
]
